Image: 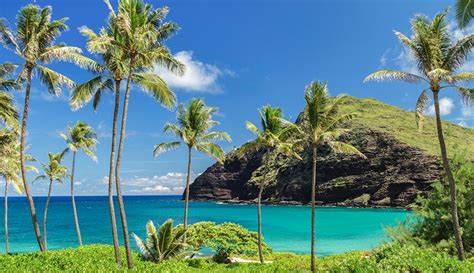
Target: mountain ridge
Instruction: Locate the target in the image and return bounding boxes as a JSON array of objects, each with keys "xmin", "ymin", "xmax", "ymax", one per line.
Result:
[{"xmin": 188, "ymin": 96, "xmax": 473, "ymax": 208}]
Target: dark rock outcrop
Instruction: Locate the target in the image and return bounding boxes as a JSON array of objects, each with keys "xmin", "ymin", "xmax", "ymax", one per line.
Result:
[{"xmin": 188, "ymin": 127, "xmax": 442, "ymax": 208}]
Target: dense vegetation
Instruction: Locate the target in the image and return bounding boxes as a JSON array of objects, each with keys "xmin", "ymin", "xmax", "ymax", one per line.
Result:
[
  {"xmin": 387, "ymin": 147, "xmax": 474, "ymax": 257},
  {"xmin": 0, "ymin": 244, "xmax": 472, "ymax": 272}
]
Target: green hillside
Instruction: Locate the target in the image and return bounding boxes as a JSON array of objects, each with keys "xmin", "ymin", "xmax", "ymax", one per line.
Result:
[{"xmin": 339, "ymin": 97, "xmax": 474, "ymax": 160}]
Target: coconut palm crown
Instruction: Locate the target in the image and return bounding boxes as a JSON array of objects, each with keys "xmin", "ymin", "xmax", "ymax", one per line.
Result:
[
  {"xmin": 240, "ymin": 105, "xmax": 301, "ymax": 158},
  {"xmin": 153, "ymin": 99, "xmax": 231, "ymax": 162},
  {"xmin": 298, "ymin": 81, "xmax": 365, "ymax": 155},
  {"xmin": 364, "ymin": 11, "xmax": 473, "ymax": 129},
  {"xmin": 61, "ymin": 121, "xmax": 98, "ymax": 161}
]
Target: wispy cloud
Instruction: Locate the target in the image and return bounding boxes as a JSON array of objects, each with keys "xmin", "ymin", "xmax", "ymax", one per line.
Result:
[
  {"xmin": 153, "ymin": 51, "xmax": 234, "ymax": 93},
  {"xmin": 118, "ymin": 172, "xmax": 200, "ymax": 194},
  {"xmin": 426, "ymin": 97, "xmax": 454, "ymax": 116}
]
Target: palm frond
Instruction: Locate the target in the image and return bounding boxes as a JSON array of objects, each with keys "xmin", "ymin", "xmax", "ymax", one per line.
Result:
[
  {"xmin": 134, "ymin": 73, "xmax": 176, "ymax": 109},
  {"xmin": 200, "ymin": 131, "xmax": 232, "ymax": 142},
  {"xmin": 328, "ymin": 141, "xmax": 366, "ymax": 159},
  {"xmin": 195, "ymin": 142, "xmax": 226, "ymax": 163},
  {"xmin": 458, "ymin": 86, "xmax": 474, "ymax": 105},
  {"xmin": 70, "ymin": 76, "xmax": 111, "ymax": 110},
  {"xmin": 36, "ymin": 65, "xmax": 75, "ymax": 96},
  {"xmin": 453, "ymin": 72, "xmax": 474, "ymax": 82},
  {"xmin": 456, "ymin": 0, "xmax": 474, "ymax": 29},
  {"xmin": 153, "ymin": 141, "xmax": 181, "ymax": 157},
  {"xmin": 415, "ymin": 90, "xmax": 430, "ymax": 131},
  {"xmin": 364, "ymin": 70, "xmax": 425, "ymax": 83},
  {"xmin": 443, "ymin": 34, "xmax": 474, "ymax": 71}
]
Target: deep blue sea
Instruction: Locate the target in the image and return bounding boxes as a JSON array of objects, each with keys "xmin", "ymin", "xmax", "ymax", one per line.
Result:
[{"xmin": 0, "ymin": 195, "xmax": 410, "ymax": 255}]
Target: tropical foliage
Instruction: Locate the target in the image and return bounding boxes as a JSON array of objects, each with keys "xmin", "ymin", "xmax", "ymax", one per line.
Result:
[
  {"xmin": 176, "ymin": 221, "xmax": 271, "ymax": 263},
  {"xmin": 0, "ymin": 244, "xmax": 472, "ymax": 272},
  {"xmin": 132, "ymin": 219, "xmax": 189, "ymax": 263},
  {"xmin": 153, "ymin": 98, "xmax": 231, "ymax": 239},
  {"xmin": 387, "ymin": 146, "xmax": 474, "ymax": 257},
  {"xmin": 364, "ymin": 11, "xmax": 474, "ymax": 260}
]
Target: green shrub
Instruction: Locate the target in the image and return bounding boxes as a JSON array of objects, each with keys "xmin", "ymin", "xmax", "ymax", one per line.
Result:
[
  {"xmin": 176, "ymin": 221, "xmax": 272, "ymax": 263},
  {"xmin": 0, "ymin": 244, "xmax": 472, "ymax": 272},
  {"xmin": 387, "ymin": 148, "xmax": 474, "ymax": 257}
]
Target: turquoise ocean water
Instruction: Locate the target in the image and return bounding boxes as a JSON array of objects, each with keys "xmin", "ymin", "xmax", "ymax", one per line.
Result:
[{"xmin": 0, "ymin": 195, "xmax": 410, "ymax": 255}]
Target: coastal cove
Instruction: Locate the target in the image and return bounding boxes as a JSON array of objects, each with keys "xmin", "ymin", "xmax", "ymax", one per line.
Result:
[{"xmin": 0, "ymin": 195, "xmax": 410, "ymax": 255}]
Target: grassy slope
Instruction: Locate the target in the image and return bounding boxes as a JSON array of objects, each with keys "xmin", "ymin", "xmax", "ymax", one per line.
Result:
[
  {"xmin": 339, "ymin": 97, "xmax": 474, "ymax": 160},
  {"xmin": 0, "ymin": 244, "xmax": 472, "ymax": 272}
]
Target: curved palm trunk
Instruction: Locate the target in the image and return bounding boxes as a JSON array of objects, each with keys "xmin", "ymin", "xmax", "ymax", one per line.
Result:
[
  {"xmin": 432, "ymin": 90, "xmax": 465, "ymax": 260},
  {"xmin": 43, "ymin": 179, "xmax": 53, "ymax": 251},
  {"xmin": 257, "ymin": 148, "xmax": 271, "ymax": 263},
  {"xmin": 108, "ymin": 80, "xmax": 122, "ymax": 265},
  {"xmin": 310, "ymin": 146, "xmax": 317, "ymax": 272},
  {"xmin": 70, "ymin": 152, "xmax": 82, "ymax": 246},
  {"xmin": 115, "ymin": 69, "xmax": 134, "ymax": 269},
  {"xmin": 183, "ymin": 147, "xmax": 192, "ymax": 242},
  {"xmin": 4, "ymin": 179, "xmax": 9, "ymax": 254},
  {"xmin": 20, "ymin": 67, "xmax": 44, "ymax": 251}
]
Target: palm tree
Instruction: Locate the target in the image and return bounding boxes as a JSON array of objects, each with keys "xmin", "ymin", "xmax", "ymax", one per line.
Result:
[
  {"xmin": 240, "ymin": 105, "xmax": 301, "ymax": 263},
  {"xmin": 456, "ymin": 0, "xmax": 474, "ymax": 29},
  {"xmin": 0, "ymin": 5, "xmax": 98, "ymax": 252},
  {"xmin": 60, "ymin": 121, "xmax": 98, "ymax": 247},
  {"xmin": 0, "ymin": 130, "xmax": 38, "ymax": 254},
  {"xmin": 72, "ymin": 14, "xmax": 128, "ymax": 265},
  {"xmin": 71, "ymin": 1, "xmax": 182, "ymax": 263},
  {"xmin": 153, "ymin": 99, "xmax": 231, "ymax": 241},
  {"xmin": 107, "ymin": 0, "xmax": 184, "ymax": 268},
  {"xmin": 297, "ymin": 81, "xmax": 365, "ymax": 272},
  {"xmin": 33, "ymin": 152, "xmax": 69, "ymax": 250},
  {"xmin": 364, "ymin": 11, "xmax": 474, "ymax": 260}
]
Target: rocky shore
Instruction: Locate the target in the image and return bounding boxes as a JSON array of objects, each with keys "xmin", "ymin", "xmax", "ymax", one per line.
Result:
[{"xmin": 188, "ymin": 127, "xmax": 443, "ymax": 209}]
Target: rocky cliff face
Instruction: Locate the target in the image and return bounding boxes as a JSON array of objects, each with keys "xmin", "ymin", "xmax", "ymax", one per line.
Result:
[{"xmin": 188, "ymin": 127, "xmax": 443, "ymax": 208}]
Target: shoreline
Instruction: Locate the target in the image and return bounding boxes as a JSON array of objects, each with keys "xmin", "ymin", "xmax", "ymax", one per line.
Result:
[{"xmin": 191, "ymin": 198, "xmax": 411, "ymax": 210}]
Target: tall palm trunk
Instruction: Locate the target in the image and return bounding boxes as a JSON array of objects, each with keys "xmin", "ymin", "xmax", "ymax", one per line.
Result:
[
  {"xmin": 43, "ymin": 179, "xmax": 53, "ymax": 250},
  {"xmin": 310, "ymin": 146, "xmax": 317, "ymax": 272},
  {"xmin": 115, "ymin": 66, "xmax": 135, "ymax": 269},
  {"xmin": 432, "ymin": 90, "xmax": 465, "ymax": 261},
  {"xmin": 183, "ymin": 147, "xmax": 192, "ymax": 242},
  {"xmin": 108, "ymin": 80, "xmax": 122, "ymax": 265},
  {"xmin": 4, "ymin": 178, "xmax": 9, "ymax": 254},
  {"xmin": 21, "ymin": 67, "xmax": 44, "ymax": 251},
  {"xmin": 70, "ymin": 152, "xmax": 82, "ymax": 246},
  {"xmin": 257, "ymin": 148, "xmax": 271, "ymax": 263}
]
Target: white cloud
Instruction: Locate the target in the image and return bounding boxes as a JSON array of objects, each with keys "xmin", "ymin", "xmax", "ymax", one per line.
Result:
[
  {"xmin": 394, "ymin": 48, "xmax": 420, "ymax": 76},
  {"xmin": 426, "ymin": 97, "xmax": 454, "ymax": 116},
  {"xmin": 153, "ymin": 51, "xmax": 234, "ymax": 93},
  {"xmin": 122, "ymin": 172, "xmax": 197, "ymax": 195}
]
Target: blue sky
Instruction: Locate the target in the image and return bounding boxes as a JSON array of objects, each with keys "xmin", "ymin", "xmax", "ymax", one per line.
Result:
[{"xmin": 1, "ymin": 0, "xmax": 473, "ymax": 196}]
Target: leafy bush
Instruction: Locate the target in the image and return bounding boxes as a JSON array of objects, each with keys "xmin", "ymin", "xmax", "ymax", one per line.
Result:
[
  {"xmin": 175, "ymin": 221, "xmax": 272, "ymax": 263},
  {"xmin": 386, "ymin": 148, "xmax": 474, "ymax": 257},
  {"xmin": 132, "ymin": 219, "xmax": 189, "ymax": 263},
  {"xmin": 0, "ymin": 244, "xmax": 472, "ymax": 272}
]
